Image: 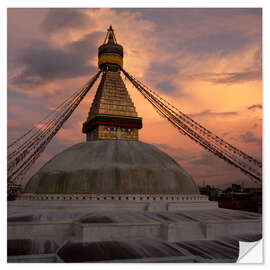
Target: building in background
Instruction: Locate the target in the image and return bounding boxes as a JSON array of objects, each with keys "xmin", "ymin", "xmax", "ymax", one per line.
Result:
[{"xmin": 199, "ymin": 184, "xmax": 262, "ymax": 213}]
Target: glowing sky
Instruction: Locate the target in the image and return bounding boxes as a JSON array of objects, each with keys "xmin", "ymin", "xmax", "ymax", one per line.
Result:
[{"xmin": 7, "ymin": 8, "xmax": 262, "ymax": 188}]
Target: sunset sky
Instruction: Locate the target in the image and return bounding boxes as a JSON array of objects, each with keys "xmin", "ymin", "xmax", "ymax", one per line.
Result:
[{"xmin": 7, "ymin": 8, "xmax": 262, "ymax": 188}]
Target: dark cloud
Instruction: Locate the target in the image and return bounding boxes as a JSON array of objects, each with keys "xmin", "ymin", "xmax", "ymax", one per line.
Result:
[
  {"xmin": 11, "ymin": 31, "xmax": 102, "ymax": 87},
  {"xmin": 67, "ymin": 32, "xmax": 102, "ymax": 55},
  {"xmin": 211, "ymin": 71, "xmax": 261, "ymax": 84},
  {"xmin": 124, "ymin": 8, "xmax": 261, "ymax": 32},
  {"xmin": 42, "ymin": 8, "xmax": 92, "ymax": 34},
  {"xmin": 8, "ymin": 89, "xmax": 49, "ymax": 113},
  {"xmin": 190, "ymin": 150, "xmax": 243, "ymax": 179},
  {"xmin": 153, "ymin": 143, "xmax": 196, "ymax": 162},
  {"xmin": 191, "ymin": 151, "xmax": 221, "ymax": 167},
  {"xmin": 8, "ymin": 89, "xmax": 28, "ymax": 100},
  {"xmin": 180, "ymin": 71, "xmax": 261, "ymax": 84},
  {"xmin": 123, "ymin": 8, "xmax": 261, "ymax": 57},
  {"xmin": 185, "ymin": 31, "xmax": 251, "ymax": 55},
  {"xmin": 231, "ymin": 131, "xmax": 262, "ymax": 146},
  {"xmin": 149, "ymin": 62, "xmax": 178, "ymax": 76},
  {"xmin": 188, "ymin": 109, "xmax": 238, "ymax": 118},
  {"xmin": 192, "ymin": 8, "xmax": 262, "ymax": 17},
  {"xmin": 144, "ymin": 63, "xmax": 182, "ymax": 96},
  {"xmin": 248, "ymin": 104, "xmax": 262, "ymax": 110},
  {"xmin": 238, "ymin": 131, "xmax": 261, "ymax": 145},
  {"xmin": 188, "ymin": 149, "xmax": 261, "ymax": 189},
  {"xmin": 156, "ymin": 80, "xmax": 175, "ymax": 93},
  {"xmin": 8, "ymin": 89, "xmax": 52, "ymax": 143}
]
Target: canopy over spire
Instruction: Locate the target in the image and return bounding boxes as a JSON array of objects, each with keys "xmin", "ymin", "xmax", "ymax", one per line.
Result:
[{"xmin": 98, "ymin": 26, "xmax": 123, "ymax": 69}]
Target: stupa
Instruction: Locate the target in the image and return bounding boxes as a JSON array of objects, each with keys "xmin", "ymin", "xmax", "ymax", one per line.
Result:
[{"xmin": 8, "ymin": 26, "xmax": 261, "ymax": 263}]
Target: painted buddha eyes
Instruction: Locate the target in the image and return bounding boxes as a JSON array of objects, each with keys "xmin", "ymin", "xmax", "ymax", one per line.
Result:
[{"xmin": 106, "ymin": 127, "xmax": 131, "ymax": 132}]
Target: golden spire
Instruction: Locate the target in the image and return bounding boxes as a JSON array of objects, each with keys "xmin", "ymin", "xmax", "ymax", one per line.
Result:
[{"xmin": 82, "ymin": 27, "xmax": 142, "ymax": 141}]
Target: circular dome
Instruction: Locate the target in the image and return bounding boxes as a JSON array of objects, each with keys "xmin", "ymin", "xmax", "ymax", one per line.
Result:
[{"xmin": 24, "ymin": 140, "xmax": 199, "ymax": 195}]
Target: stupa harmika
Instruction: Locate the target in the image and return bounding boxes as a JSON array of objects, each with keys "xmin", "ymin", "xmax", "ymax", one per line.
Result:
[{"xmin": 8, "ymin": 26, "xmax": 261, "ymax": 263}]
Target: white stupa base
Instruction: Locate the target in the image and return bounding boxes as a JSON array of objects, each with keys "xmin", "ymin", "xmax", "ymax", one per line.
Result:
[{"xmin": 8, "ymin": 198, "xmax": 261, "ymax": 262}]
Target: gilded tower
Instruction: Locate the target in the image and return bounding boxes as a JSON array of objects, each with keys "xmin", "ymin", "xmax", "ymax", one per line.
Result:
[{"xmin": 82, "ymin": 26, "xmax": 142, "ymax": 141}]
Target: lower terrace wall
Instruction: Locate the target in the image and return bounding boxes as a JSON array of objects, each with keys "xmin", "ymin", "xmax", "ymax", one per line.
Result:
[
  {"xmin": 8, "ymin": 221, "xmax": 72, "ymax": 242},
  {"xmin": 74, "ymin": 222, "xmax": 161, "ymax": 241},
  {"xmin": 203, "ymin": 219, "xmax": 262, "ymax": 240},
  {"xmin": 8, "ymin": 254, "xmax": 56, "ymax": 263}
]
